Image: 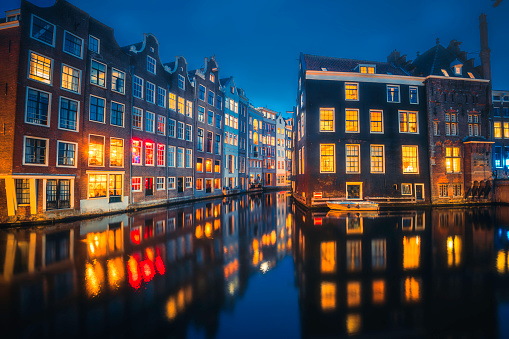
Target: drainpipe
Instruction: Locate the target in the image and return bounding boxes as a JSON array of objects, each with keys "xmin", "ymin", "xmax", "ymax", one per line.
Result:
[
  {"xmin": 167, "ymin": 83, "xmax": 170, "ymax": 202},
  {"xmin": 129, "ymin": 63, "xmax": 135, "ymax": 207}
]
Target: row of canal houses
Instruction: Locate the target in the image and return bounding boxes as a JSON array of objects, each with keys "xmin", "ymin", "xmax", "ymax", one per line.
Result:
[{"xmin": 0, "ymin": 0, "xmax": 292, "ymax": 223}]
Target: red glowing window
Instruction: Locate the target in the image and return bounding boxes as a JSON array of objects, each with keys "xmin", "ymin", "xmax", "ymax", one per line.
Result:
[
  {"xmin": 132, "ymin": 140, "xmax": 142, "ymax": 164},
  {"xmin": 313, "ymin": 192, "xmax": 323, "ymax": 199},
  {"xmin": 145, "ymin": 142, "xmax": 154, "ymax": 166},
  {"xmin": 157, "ymin": 144, "xmax": 165, "ymax": 166},
  {"xmin": 314, "ymin": 217, "xmax": 323, "ymax": 225}
]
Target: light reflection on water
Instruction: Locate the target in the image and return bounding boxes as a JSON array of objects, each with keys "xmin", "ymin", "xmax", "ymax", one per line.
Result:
[{"xmin": 0, "ymin": 194, "xmax": 508, "ymax": 338}]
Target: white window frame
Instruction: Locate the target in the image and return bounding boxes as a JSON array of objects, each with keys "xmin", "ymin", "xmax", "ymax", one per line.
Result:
[
  {"xmin": 62, "ymin": 30, "xmax": 84, "ymax": 59},
  {"xmin": 145, "ymin": 111, "xmax": 155, "ymax": 133},
  {"xmin": 401, "ymin": 183, "xmax": 413, "ymax": 195},
  {"xmin": 157, "ymin": 144, "xmax": 165, "ymax": 167},
  {"xmin": 89, "ymin": 95, "xmax": 106, "ymax": 124},
  {"xmin": 319, "ymin": 144, "xmax": 336, "ymax": 174},
  {"xmin": 28, "ymin": 50, "xmax": 53, "ymax": 85},
  {"xmin": 158, "ymin": 87, "xmax": 166, "ymax": 107},
  {"xmin": 369, "ymin": 109, "xmax": 384, "ymax": 134},
  {"xmin": 132, "ymin": 177, "xmax": 142, "ymax": 192},
  {"xmin": 88, "ymin": 35, "xmax": 100, "ymax": 53},
  {"xmin": 111, "ymin": 68, "xmax": 125, "ymax": 94},
  {"xmin": 178, "ymin": 75, "xmax": 185, "ymax": 90},
  {"xmin": 399, "ymin": 111, "xmax": 419, "ymax": 134},
  {"xmin": 110, "ymin": 101, "xmax": 125, "ymax": 128},
  {"xmin": 132, "ymin": 106, "xmax": 143, "ymax": 130},
  {"xmin": 88, "ymin": 134, "xmax": 105, "ymax": 167},
  {"xmin": 55, "ymin": 140, "xmax": 78, "ymax": 168},
  {"xmin": 345, "ymin": 144, "xmax": 360, "ymax": 174},
  {"xmin": 370, "ymin": 144, "xmax": 385, "ymax": 174},
  {"xmin": 168, "ymin": 146, "xmax": 176, "ymax": 168},
  {"xmin": 185, "ymin": 177, "xmax": 193, "ymax": 189},
  {"xmin": 345, "ymin": 82, "xmax": 359, "ymax": 101},
  {"xmin": 146, "ymin": 81, "xmax": 156, "ymax": 104},
  {"xmin": 387, "ymin": 84, "xmax": 400, "ymax": 103},
  {"xmin": 345, "ymin": 109, "xmax": 360, "ymax": 133},
  {"xmin": 147, "ymin": 55, "xmax": 156, "ymax": 74},
  {"xmin": 30, "ymin": 14, "xmax": 55, "ymax": 47},
  {"xmin": 25, "ymin": 86, "xmax": 51, "ymax": 127},
  {"xmin": 60, "ymin": 63, "xmax": 81, "ymax": 94},
  {"xmin": 168, "ymin": 118, "xmax": 176, "ymax": 138},
  {"xmin": 156, "ymin": 177, "xmax": 165, "ymax": 190},
  {"xmin": 23, "ymin": 135, "xmax": 49, "ymax": 166},
  {"xmin": 319, "ymin": 107, "xmax": 335, "ymax": 132},
  {"xmin": 109, "ymin": 137, "xmax": 124, "ymax": 168},
  {"xmin": 133, "ymin": 75, "xmax": 143, "ymax": 99},
  {"xmin": 168, "ymin": 177, "xmax": 176, "ymax": 190},
  {"xmin": 409, "ymin": 86, "xmax": 419, "ymax": 104},
  {"xmin": 90, "ymin": 59, "xmax": 107, "ymax": 88},
  {"xmin": 58, "ymin": 96, "xmax": 80, "ymax": 132}
]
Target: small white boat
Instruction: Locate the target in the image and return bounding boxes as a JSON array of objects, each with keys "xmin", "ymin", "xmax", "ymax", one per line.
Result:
[{"xmin": 326, "ymin": 201, "xmax": 379, "ymax": 211}]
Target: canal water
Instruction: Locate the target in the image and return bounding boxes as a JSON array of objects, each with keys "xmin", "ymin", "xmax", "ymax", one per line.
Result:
[{"xmin": 1, "ymin": 191, "xmax": 509, "ymax": 338}]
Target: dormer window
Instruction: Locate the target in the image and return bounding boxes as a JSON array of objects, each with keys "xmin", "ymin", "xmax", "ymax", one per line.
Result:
[
  {"xmin": 454, "ymin": 65, "xmax": 462, "ymax": 75},
  {"xmin": 441, "ymin": 69, "xmax": 449, "ymax": 77},
  {"xmin": 209, "ymin": 73, "xmax": 215, "ymax": 83},
  {"xmin": 359, "ymin": 65, "xmax": 375, "ymax": 74}
]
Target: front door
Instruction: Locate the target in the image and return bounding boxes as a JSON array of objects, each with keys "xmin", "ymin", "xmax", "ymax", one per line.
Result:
[
  {"xmin": 177, "ymin": 177, "xmax": 184, "ymax": 193},
  {"xmin": 206, "ymin": 179, "xmax": 212, "ymax": 193},
  {"xmin": 145, "ymin": 177, "xmax": 153, "ymax": 196},
  {"xmin": 415, "ymin": 184, "xmax": 424, "ymax": 200}
]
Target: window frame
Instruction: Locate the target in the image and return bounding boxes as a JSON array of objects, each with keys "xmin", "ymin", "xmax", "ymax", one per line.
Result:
[
  {"xmin": 156, "ymin": 177, "xmax": 165, "ymax": 191},
  {"xmin": 345, "ymin": 144, "xmax": 360, "ymax": 174},
  {"xmin": 319, "ymin": 108, "xmax": 335, "ymax": 132},
  {"xmin": 146, "ymin": 81, "xmax": 156, "ymax": 104},
  {"xmin": 168, "ymin": 146, "xmax": 176, "ymax": 168},
  {"xmin": 370, "ymin": 144, "xmax": 385, "ymax": 173},
  {"xmin": 370, "ymin": 110, "xmax": 384, "ymax": 134},
  {"xmin": 145, "ymin": 111, "xmax": 155, "ymax": 133},
  {"xmin": 132, "ymin": 106, "xmax": 143, "ymax": 130},
  {"xmin": 345, "ymin": 109, "xmax": 360, "ymax": 133},
  {"xmin": 168, "ymin": 177, "xmax": 176, "ymax": 190},
  {"xmin": 319, "ymin": 144, "xmax": 336, "ymax": 173},
  {"xmin": 88, "ymin": 134, "xmax": 105, "ymax": 167},
  {"xmin": 133, "ymin": 75, "xmax": 143, "ymax": 99},
  {"xmin": 88, "ymin": 35, "xmax": 100, "ymax": 53},
  {"xmin": 110, "ymin": 137, "xmax": 124, "ymax": 167},
  {"xmin": 23, "ymin": 136, "xmax": 49, "ymax": 166},
  {"xmin": 399, "ymin": 110, "xmax": 419, "ymax": 134},
  {"xmin": 402, "ymin": 145, "xmax": 419, "ymax": 174},
  {"xmin": 145, "ymin": 141, "xmax": 155, "ymax": 166},
  {"xmin": 58, "ymin": 96, "xmax": 80, "ymax": 132},
  {"xmin": 345, "ymin": 82, "xmax": 359, "ymax": 101},
  {"xmin": 409, "ymin": 86, "xmax": 419, "ymax": 104},
  {"xmin": 90, "ymin": 59, "xmax": 107, "ymax": 88},
  {"xmin": 56, "ymin": 140, "xmax": 77, "ymax": 168},
  {"xmin": 387, "ymin": 84, "xmax": 400, "ymax": 103},
  {"xmin": 157, "ymin": 87, "xmax": 166, "ymax": 107},
  {"xmin": 25, "ymin": 86, "xmax": 51, "ymax": 127},
  {"xmin": 132, "ymin": 177, "xmax": 142, "ymax": 192},
  {"xmin": 111, "ymin": 68, "xmax": 125, "ymax": 94},
  {"xmin": 30, "ymin": 14, "xmax": 56, "ymax": 47},
  {"xmin": 147, "ymin": 55, "xmax": 156, "ymax": 74},
  {"xmin": 62, "ymin": 30, "xmax": 84, "ymax": 59},
  {"xmin": 28, "ymin": 50, "xmax": 53, "ymax": 85},
  {"xmin": 60, "ymin": 63, "xmax": 81, "ymax": 94},
  {"xmin": 110, "ymin": 101, "xmax": 125, "ymax": 127}
]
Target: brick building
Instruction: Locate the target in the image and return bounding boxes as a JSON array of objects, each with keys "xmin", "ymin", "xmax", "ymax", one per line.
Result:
[
  {"xmin": 492, "ymin": 89, "xmax": 509, "ymax": 178},
  {"xmin": 258, "ymin": 107, "xmax": 277, "ymax": 188},
  {"xmin": 237, "ymin": 88, "xmax": 249, "ymax": 191},
  {"xmin": 276, "ymin": 113, "xmax": 287, "ymax": 186},
  {"xmin": 220, "ymin": 77, "xmax": 239, "ymax": 190},
  {"xmin": 248, "ymin": 105, "xmax": 264, "ymax": 188}
]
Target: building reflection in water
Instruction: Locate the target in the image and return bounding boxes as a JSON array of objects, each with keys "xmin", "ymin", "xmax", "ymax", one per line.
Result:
[{"xmin": 1, "ymin": 197, "xmax": 509, "ymax": 338}]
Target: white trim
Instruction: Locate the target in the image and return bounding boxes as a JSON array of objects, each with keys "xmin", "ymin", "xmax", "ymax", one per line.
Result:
[
  {"xmin": 319, "ymin": 107, "xmax": 335, "ymax": 132},
  {"xmin": 90, "ymin": 59, "xmax": 107, "ymax": 88},
  {"xmin": 319, "ymin": 143, "xmax": 336, "ymax": 174},
  {"xmin": 56, "ymin": 140, "xmax": 78, "ymax": 168},
  {"xmin": 131, "ymin": 177, "xmax": 142, "ymax": 192},
  {"xmin": 168, "ymin": 145, "xmax": 176, "ymax": 167},
  {"xmin": 111, "ymin": 68, "xmax": 126, "ymax": 95},
  {"xmin": 27, "ymin": 50, "xmax": 53, "ymax": 86},
  {"xmin": 369, "ymin": 109, "xmax": 384, "ymax": 134},
  {"xmin": 60, "ymin": 63, "xmax": 81, "ymax": 94},
  {"xmin": 346, "ymin": 182, "xmax": 363, "ymax": 200},
  {"xmin": 145, "ymin": 141, "xmax": 155, "ymax": 166},
  {"xmin": 345, "ymin": 82, "xmax": 359, "ymax": 101},
  {"xmin": 88, "ymin": 134, "xmax": 105, "ymax": 167},
  {"xmin": 110, "ymin": 100, "xmax": 125, "ymax": 128},
  {"xmin": 30, "ymin": 14, "xmax": 55, "ymax": 47},
  {"xmin": 132, "ymin": 106, "xmax": 143, "ymax": 130},
  {"xmin": 167, "ymin": 177, "xmax": 176, "ymax": 190},
  {"xmin": 147, "ymin": 55, "xmax": 156, "ymax": 75},
  {"xmin": 387, "ymin": 84, "xmax": 400, "ymax": 103},
  {"xmin": 415, "ymin": 183, "xmax": 425, "ymax": 200},
  {"xmin": 62, "ymin": 30, "xmax": 84, "ymax": 59},
  {"xmin": 22, "ymin": 135, "xmax": 49, "ymax": 166},
  {"xmin": 88, "ymin": 35, "xmax": 100, "ymax": 54},
  {"xmin": 398, "ymin": 110, "xmax": 419, "ymax": 134},
  {"xmin": 89, "ymin": 95, "xmax": 106, "ymax": 124},
  {"xmin": 58, "ymin": 95, "xmax": 80, "ymax": 132},
  {"xmin": 24, "ymin": 86, "xmax": 51, "ymax": 127},
  {"xmin": 345, "ymin": 108, "xmax": 360, "ymax": 133},
  {"xmin": 409, "ymin": 86, "xmax": 419, "ymax": 105},
  {"xmin": 156, "ymin": 143, "xmax": 166, "ymax": 167},
  {"xmin": 133, "ymin": 75, "xmax": 144, "ymax": 99},
  {"xmin": 401, "ymin": 183, "xmax": 413, "ymax": 195},
  {"xmin": 345, "ymin": 144, "xmax": 360, "ymax": 174},
  {"xmin": 132, "ymin": 140, "xmax": 143, "ymax": 166},
  {"xmin": 145, "ymin": 111, "xmax": 155, "ymax": 133},
  {"xmin": 156, "ymin": 177, "xmax": 165, "ymax": 190},
  {"xmin": 370, "ymin": 144, "xmax": 385, "ymax": 174},
  {"xmin": 109, "ymin": 137, "xmax": 124, "ymax": 168},
  {"xmin": 146, "ymin": 81, "xmax": 156, "ymax": 104}
]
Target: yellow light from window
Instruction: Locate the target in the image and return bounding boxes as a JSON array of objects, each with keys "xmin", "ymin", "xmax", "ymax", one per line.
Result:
[
  {"xmin": 166, "ymin": 296, "xmax": 177, "ymax": 320},
  {"xmin": 346, "ymin": 314, "xmax": 361, "ymax": 335},
  {"xmin": 107, "ymin": 257, "xmax": 125, "ymax": 290},
  {"xmin": 85, "ymin": 260, "xmax": 104, "ymax": 298},
  {"xmin": 321, "ymin": 241, "xmax": 336, "ymax": 273},
  {"xmin": 372, "ymin": 280, "xmax": 385, "ymax": 304},
  {"xmin": 447, "ymin": 236, "xmax": 462, "ymax": 267},
  {"xmin": 321, "ymin": 282, "xmax": 336, "ymax": 311},
  {"xmin": 347, "ymin": 281, "xmax": 361, "ymax": 307},
  {"xmin": 403, "ymin": 236, "xmax": 420, "ymax": 270},
  {"xmin": 404, "ymin": 277, "xmax": 421, "ymax": 302},
  {"xmin": 497, "ymin": 250, "xmax": 507, "ymax": 274}
]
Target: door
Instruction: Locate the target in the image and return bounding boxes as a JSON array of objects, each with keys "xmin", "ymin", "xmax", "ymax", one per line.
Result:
[
  {"xmin": 415, "ymin": 184, "xmax": 424, "ymax": 200},
  {"xmin": 145, "ymin": 177, "xmax": 154, "ymax": 196},
  {"xmin": 177, "ymin": 177, "xmax": 184, "ymax": 193},
  {"xmin": 206, "ymin": 179, "xmax": 212, "ymax": 193}
]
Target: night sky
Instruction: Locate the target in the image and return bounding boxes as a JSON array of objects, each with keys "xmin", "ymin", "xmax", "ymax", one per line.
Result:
[{"xmin": 2, "ymin": 0, "xmax": 508, "ymax": 117}]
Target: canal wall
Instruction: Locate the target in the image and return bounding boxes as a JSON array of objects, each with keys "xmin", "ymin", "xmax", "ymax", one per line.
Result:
[{"xmin": 494, "ymin": 179, "xmax": 509, "ymax": 204}]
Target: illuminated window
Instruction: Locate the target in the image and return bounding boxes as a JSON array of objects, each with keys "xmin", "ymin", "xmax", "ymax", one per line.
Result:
[
  {"xmin": 370, "ymin": 110, "xmax": 383, "ymax": 133},
  {"xmin": 445, "ymin": 146, "xmax": 461, "ymax": 173},
  {"xmin": 372, "ymin": 280, "xmax": 385, "ymax": 304},
  {"xmin": 196, "ymin": 158, "xmax": 203, "ymax": 172},
  {"xmin": 29, "ymin": 52, "xmax": 52, "ymax": 84},
  {"xmin": 209, "ymin": 73, "xmax": 215, "ymax": 82},
  {"xmin": 215, "ymin": 160, "xmax": 221, "ymax": 173},
  {"xmin": 26, "ymin": 88, "xmax": 50, "ymax": 126},
  {"xmin": 345, "ymin": 109, "xmax": 359, "ymax": 132},
  {"xmin": 168, "ymin": 119, "xmax": 175, "ymax": 138},
  {"xmin": 399, "ymin": 111, "xmax": 418, "ymax": 133},
  {"xmin": 370, "ymin": 145, "xmax": 384, "ymax": 173},
  {"xmin": 454, "ymin": 64, "xmax": 462, "ymax": 75},
  {"xmin": 347, "ymin": 281, "xmax": 361, "ymax": 306},
  {"xmin": 347, "ymin": 241, "xmax": 362, "ymax": 272},
  {"xmin": 110, "ymin": 138, "xmax": 123, "ymax": 167},
  {"xmin": 133, "ymin": 76, "xmax": 143, "ymax": 98},
  {"xmin": 404, "ymin": 277, "xmax": 421, "ymax": 302},
  {"xmin": 494, "ymin": 121, "xmax": 502, "ymax": 138},
  {"xmin": 88, "ymin": 174, "xmax": 107, "ymax": 198},
  {"xmin": 110, "ymin": 101, "xmax": 124, "ymax": 127},
  {"xmin": 321, "ymin": 282, "xmax": 336, "ymax": 311},
  {"xmin": 504, "ymin": 122, "xmax": 509, "ymax": 138},
  {"xmin": 178, "ymin": 97, "xmax": 185, "ymax": 115},
  {"xmin": 403, "ymin": 236, "xmax": 420, "ymax": 270},
  {"xmin": 196, "ymin": 178, "xmax": 203, "ymax": 190},
  {"xmin": 346, "ymin": 144, "xmax": 360, "ymax": 173},
  {"xmin": 147, "ymin": 55, "xmax": 156, "ymax": 74},
  {"xmin": 145, "ymin": 142, "xmax": 154, "ymax": 166},
  {"xmin": 205, "ymin": 158, "xmax": 212, "ymax": 172},
  {"xmin": 168, "ymin": 146, "xmax": 175, "ymax": 167},
  {"xmin": 401, "ymin": 183, "xmax": 412, "ymax": 195},
  {"xmin": 345, "ymin": 83, "xmax": 358, "ymax": 100},
  {"xmin": 90, "ymin": 60, "xmax": 106, "ymax": 87},
  {"xmin": 387, "ymin": 85, "xmax": 400, "ymax": 102},
  {"xmin": 61, "ymin": 64, "xmax": 80, "ymax": 93},
  {"xmin": 198, "ymin": 106, "xmax": 205, "ymax": 122},
  {"xmin": 57, "ymin": 141, "xmax": 76, "ymax": 167},
  {"xmin": 145, "ymin": 111, "xmax": 155, "ymax": 133},
  {"xmin": 132, "ymin": 140, "xmax": 142, "ymax": 165},
  {"xmin": 214, "ymin": 178, "xmax": 221, "ymax": 190},
  {"xmin": 359, "ymin": 65, "xmax": 375, "ymax": 74},
  {"xmin": 31, "ymin": 15, "xmax": 55, "ymax": 46},
  {"xmin": 439, "ymin": 183, "xmax": 449, "ymax": 197},
  {"xmin": 146, "ymin": 81, "xmax": 155, "ymax": 103},
  {"xmin": 111, "ymin": 69, "xmax": 125, "ymax": 94},
  {"xmin": 320, "ymin": 144, "xmax": 335, "ymax": 173},
  {"xmin": 157, "ymin": 115, "xmax": 166, "ymax": 135},
  {"xmin": 319, "ymin": 108, "xmax": 334, "ymax": 132},
  {"xmin": 168, "ymin": 92, "xmax": 176, "ymax": 111},
  {"xmin": 320, "ymin": 241, "xmax": 336, "ymax": 273},
  {"xmin": 157, "ymin": 144, "xmax": 165, "ymax": 166},
  {"xmin": 88, "ymin": 135, "xmax": 104, "ymax": 166},
  {"xmin": 178, "ymin": 75, "xmax": 185, "ymax": 90},
  {"xmin": 402, "ymin": 146, "xmax": 418, "ymax": 173},
  {"xmin": 132, "ymin": 177, "xmax": 142, "ymax": 192}
]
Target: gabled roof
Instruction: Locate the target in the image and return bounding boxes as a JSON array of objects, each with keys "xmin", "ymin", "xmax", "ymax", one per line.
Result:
[
  {"xmin": 302, "ymin": 54, "xmax": 410, "ymax": 76},
  {"xmin": 410, "ymin": 43, "xmax": 482, "ymax": 79}
]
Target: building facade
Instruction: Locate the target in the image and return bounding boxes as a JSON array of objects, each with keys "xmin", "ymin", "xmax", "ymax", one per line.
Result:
[
  {"xmin": 221, "ymin": 77, "xmax": 239, "ymax": 190},
  {"xmin": 276, "ymin": 113, "xmax": 287, "ymax": 186},
  {"xmin": 258, "ymin": 107, "xmax": 277, "ymax": 188},
  {"xmin": 492, "ymin": 90, "xmax": 509, "ymax": 179},
  {"xmin": 248, "ymin": 105, "xmax": 264, "ymax": 188}
]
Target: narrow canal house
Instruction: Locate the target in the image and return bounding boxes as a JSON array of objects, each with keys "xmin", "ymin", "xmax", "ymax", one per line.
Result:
[
  {"xmin": 248, "ymin": 105, "xmax": 264, "ymax": 188},
  {"xmin": 220, "ymin": 76, "xmax": 240, "ymax": 190},
  {"xmin": 409, "ymin": 14, "xmax": 493, "ymax": 203},
  {"xmin": 276, "ymin": 113, "xmax": 287, "ymax": 186},
  {"xmin": 237, "ymin": 87, "xmax": 249, "ymax": 191},
  {"xmin": 294, "ymin": 53, "xmax": 430, "ymax": 206},
  {"xmin": 189, "ymin": 56, "xmax": 224, "ymax": 198},
  {"xmin": 258, "ymin": 107, "xmax": 278, "ymax": 188},
  {"xmin": 0, "ymin": 0, "xmax": 132, "ymax": 220},
  {"xmin": 492, "ymin": 89, "xmax": 509, "ymax": 179}
]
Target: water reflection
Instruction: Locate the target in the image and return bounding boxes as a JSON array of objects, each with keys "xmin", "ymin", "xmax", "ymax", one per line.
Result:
[{"xmin": 1, "ymin": 196, "xmax": 509, "ymax": 338}]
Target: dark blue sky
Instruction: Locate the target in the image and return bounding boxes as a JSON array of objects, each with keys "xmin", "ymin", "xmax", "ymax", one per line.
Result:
[{"xmin": 2, "ymin": 0, "xmax": 508, "ymax": 116}]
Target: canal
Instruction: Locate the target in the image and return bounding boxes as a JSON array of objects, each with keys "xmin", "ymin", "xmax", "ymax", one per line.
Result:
[{"xmin": 1, "ymin": 191, "xmax": 509, "ymax": 338}]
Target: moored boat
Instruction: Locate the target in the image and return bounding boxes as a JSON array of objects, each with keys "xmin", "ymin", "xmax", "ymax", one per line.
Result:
[{"xmin": 326, "ymin": 201, "xmax": 379, "ymax": 211}]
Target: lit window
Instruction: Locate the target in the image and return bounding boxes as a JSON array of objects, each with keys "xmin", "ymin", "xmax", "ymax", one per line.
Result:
[
  {"xmin": 88, "ymin": 174, "xmax": 107, "ymax": 198},
  {"xmin": 321, "ymin": 282, "xmax": 336, "ymax": 311},
  {"xmin": 112, "ymin": 69, "xmax": 125, "ymax": 94},
  {"xmin": 168, "ymin": 177, "xmax": 175, "ymax": 190},
  {"xmin": 88, "ymin": 135, "xmax": 104, "ymax": 166},
  {"xmin": 196, "ymin": 158, "xmax": 203, "ymax": 172},
  {"xmin": 168, "ymin": 146, "xmax": 175, "ymax": 167},
  {"xmin": 439, "ymin": 184, "xmax": 449, "ymax": 197},
  {"xmin": 57, "ymin": 141, "xmax": 76, "ymax": 167},
  {"xmin": 215, "ymin": 160, "xmax": 221, "ymax": 173},
  {"xmin": 24, "ymin": 136, "xmax": 47, "ymax": 165},
  {"xmin": 454, "ymin": 65, "xmax": 462, "ymax": 75},
  {"xmin": 399, "ymin": 111, "xmax": 418, "ymax": 133},
  {"xmin": 370, "ymin": 145, "xmax": 384, "ymax": 173},
  {"xmin": 402, "ymin": 146, "xmax": 418, "ymax": 173},
  {"xmin": 445, "ymin": 147, "xmax": 461, "ymax": 173},
  {"xmin": 132, "ymin": 177, "xmax": 142, "ymax": 192},
  {"xmin": 146, "ymin": 82, "xmax": 155, "ymax": 103},
  {"xmin": 345, "ymin": 83, "xmax": 358, "ymax": 100},
  {"xmin": 345, "ymin": 109, "xmax": 359, "ymax": 133},
  {"xmin": 26, "ymin": 88, "xmax": 50, "ymax": 126},
  {"xmin": 319, "ymin": 108, "xmax": 334, "ymax": 132},
  {"xmin": 147, "ymin": 56, "xmax": 156, "ymax": 74},
  {"xmin": 110, "ymin": 138, "xmax": 123, "ymax": 167},
  {"xmin": 441, "ymin": 69, "xmax": 449, "ymax": 77},
  {"xmin": 89, "ymin": 35, "xmax": 99, "ymax": 53},
  {"xmin": 401, "ymin": 183, "xmax": 412, "ymax": 195},
  {"xmin": 63, "ymin": 31, "xmax": 83, "ymax": 58},
  {"xmin": 15, "ymin": 179, "xmax": 30, "ymax": 205},
  {"xmin": 321, "ymin": 241, "xmax": 336, "ymax": 273},
  {"xmin": 346, "ymin": 144, "xmax": 360, "ymax": 173},
  {"xmin": 145, "ymin": 111, "xmax": 155, "ymax": 133},
  {"xmin": 347, "ymin": 241, "xmax": 362, "ymax": 272},
  {"xmin": 320, "ymin": 144, "xmax": 335, "ymax": 173},
  {"xmin": 387, "ymin": 85, "xmax": 400, "ymax": 102},
  {"xmin": 360, "ymin": 65, "xmax": 375, "ymax": 74},
  {"xmin": 145, "ymin": 142, "xmax": 154, "ymax": 166},
  {"xmin": 110, "ymin": 102, "xmax": 124, "ymax": 127},
  {"xmin": 31, "ymin": 15, "xmax": 55, "ymax": 46},
  {"xmin": 209, "ymin": 73, "xmax": 215, "ymax": 82},
  {"xmin": 409, "ymin": 86, "xmax": 418, "ymax": 104},
  {"xmin": 132, "ymin": 140, "xmax": 142, "ymax": 165},
  {"xmin": 168, "ymin": 92, "xmax": 176, "ymax": 111},
  {"xmin": 370, "ymin": 110, "xmax": 383, "ymax": 133},
  {"xmin": 61, "ymin": 64, "xmax": 80, "ymax": 93},
  {"xmin": 157, "ymin": 144, "xmax": 165, "ymax": 166},
  {"xmin": 133, "ymin": 76, "xmax": 143, "ymax": 98},
  {"xmin": 157, "ymin": 115, "xmax": 165, "ymax": 135},
  {"xmin": 205, "ymin": 158, "xmax": 212, "ymax": 172},
  {"xmin": 504, "ymin": 122, "xmax": 509, "ymax": 138},
  {"xmin": 494, "ymin": 121, "xmax": 502, "ymax": 138},
  {"xmin": 178, "ymin": 75, "xmax": 185, "ymax": 90},
  {"xmin": 403, "ymin": 236, "xmax": 420, "ymax": 269},
  {"xmin": 58, "ymin": 97, "xmax": 79, "ymax": 131},
  {"xmin": 132, "ymin": 107, "xmax": 142, "ymax": 130},
  {"xmin": 90, "ymin": 60, "xmax": 106, "ymax": 87},
  {"xmin": 29, "ymin": 51, "xmax": 52, "ymax": 84},
  {"xmin": 178, "ymin": 97, "xmax": 184, "ymax": 115}
]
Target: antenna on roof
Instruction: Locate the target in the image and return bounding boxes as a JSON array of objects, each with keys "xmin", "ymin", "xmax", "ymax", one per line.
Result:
[{"xmin": 436, "ymin": 38, "xmax": 440, "ymax": 45}]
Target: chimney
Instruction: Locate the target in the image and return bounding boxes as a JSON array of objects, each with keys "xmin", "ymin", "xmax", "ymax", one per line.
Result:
[
  {"xmin": 479, "ymin": 13, "xmax": 491, "ymax": 80},
  {"xmin": 387, "ymin": 50, "xmax": 400, "ymax": 64}
]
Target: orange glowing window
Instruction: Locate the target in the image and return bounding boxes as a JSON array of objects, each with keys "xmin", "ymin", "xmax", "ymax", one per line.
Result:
[
  {"xmin": 321, "ymin": 282, "xmax": 336, "ymax": 311},
  {"xmin": 372, "ymin": 280, "xmax": 385, "ymax": 304},
  {"xmin": 314, "ymin": 217, "xmax": 323, "ymax": 225},
  {"xmin": 345, "ymin": 83, "xmax": 359, "ymax": 100},
  {"xmin": 447, "ymin": 236, "xmax": 462, "ymax": 267},
  {"xmin": 145, "ymin": 142, "xmax": 154, "ymax": 166},
  {"xmin": 347, "ymin": 281, "xmax": 361, "ymax": 307},
  {"xmin": 404, "ymin": 277, "xmax": 421, "ymax": 302},
  {"xmin": 403, "ymin": 236, "xmax": 420, "ymax": 270},
  {"xmin": 321, "ymin": 241, "xmax": 336, "ymax": 273}
]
